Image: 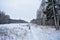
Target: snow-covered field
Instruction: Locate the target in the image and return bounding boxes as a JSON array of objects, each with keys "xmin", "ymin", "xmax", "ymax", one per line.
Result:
[{"xmin": 0, "ymin": 23, "xmax": 60, "ymax": 40}]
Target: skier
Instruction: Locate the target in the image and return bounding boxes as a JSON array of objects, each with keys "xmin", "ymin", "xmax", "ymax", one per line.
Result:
[{"xmin": 27, "ymin": 23, "xmax": 30, "ymax": 30}]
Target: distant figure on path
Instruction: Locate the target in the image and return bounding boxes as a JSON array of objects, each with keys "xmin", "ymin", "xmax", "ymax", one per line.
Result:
[{"xmin": 27, "ymin": 23, "xmax": 30, "ymax": 30}]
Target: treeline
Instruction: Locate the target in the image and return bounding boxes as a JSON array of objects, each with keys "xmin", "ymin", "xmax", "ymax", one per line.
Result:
[
  {"xmin": 0, "ymin": 11, "xmax": 10, "ymax": 24},
  {"xmin": 0, "ymin": 11, "xmax": 28, "ymax": 24},
  {"xmin": 9, "ymin": 19, "xmax": 28, "ymax": 23},
  {"xmin": 31, "ymin": 0, "xmax": 60, "ymax": 26}
]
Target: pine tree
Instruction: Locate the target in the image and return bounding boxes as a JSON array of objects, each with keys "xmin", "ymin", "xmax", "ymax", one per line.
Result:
[
  {"xmin": 44, "ymin": 0, "xmax": 54, "ymax": 21},
  {"xmin": 44, "ymin": 0, "xmax": 60, "ymax": 30}
]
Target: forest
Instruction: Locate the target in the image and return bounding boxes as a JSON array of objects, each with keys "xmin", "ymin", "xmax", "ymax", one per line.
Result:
[{"xmin": 0, "ymin": 11, "xmax": 28, "ymax": 24}]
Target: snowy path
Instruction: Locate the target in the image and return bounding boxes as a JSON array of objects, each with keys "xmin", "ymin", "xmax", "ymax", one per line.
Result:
[
  {"xmin": 30, "ymin": 24, "xmax": 60, "ymax": 40},
  {"xmin": 0, "ymin": 23, "xmax": 60, "ymax": 40}
]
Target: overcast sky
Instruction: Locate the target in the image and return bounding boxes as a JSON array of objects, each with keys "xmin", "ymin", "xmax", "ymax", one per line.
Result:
[{"xmin": 0, "ymin": 0, "xmax": 42, "ymax": 22}]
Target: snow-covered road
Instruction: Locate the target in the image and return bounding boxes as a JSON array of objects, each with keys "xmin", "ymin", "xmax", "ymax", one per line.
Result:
[{"xmin": 0, "ymin": 23, "xmax": 60, "ymax": 40}]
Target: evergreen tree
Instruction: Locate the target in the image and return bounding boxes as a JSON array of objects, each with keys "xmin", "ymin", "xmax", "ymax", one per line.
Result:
[
  {"xmin": 44, "ymin": 0, "xmax": 54, "ymax": 21},
  {"xmin": 0, "ymin": 11, "xmax": 10, "ymax": 24},
  {"xmin": 44, "ymin": 0, "xmax": 60, "ymax": 30}
]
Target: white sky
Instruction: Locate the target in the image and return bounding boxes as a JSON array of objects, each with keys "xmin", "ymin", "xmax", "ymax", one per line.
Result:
[{"xmin": 0, "ymin": 0, "xmax": 42, "ymax": 22}]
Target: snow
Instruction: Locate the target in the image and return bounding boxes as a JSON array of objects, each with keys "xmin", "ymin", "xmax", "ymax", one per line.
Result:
[
  {"xmin": 31, "ymin": 24, "xmax": 60, "ymax": 40},
  {"xmin": 0, "ymin": 23, "xmax": 60, "ymax": 40}
]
